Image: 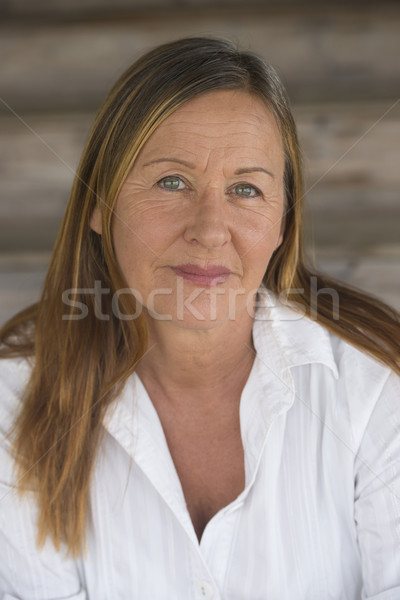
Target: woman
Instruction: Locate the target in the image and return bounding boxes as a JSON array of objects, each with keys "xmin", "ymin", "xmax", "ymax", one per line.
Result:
[{"xmin": 0, "ymin": 37, "xmax": 399, "ymax": 599}]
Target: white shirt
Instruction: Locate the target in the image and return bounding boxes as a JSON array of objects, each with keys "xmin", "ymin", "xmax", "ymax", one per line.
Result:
[{"xmin": 1, "ymin": 294, "xmax": 400, "ymax": 600}]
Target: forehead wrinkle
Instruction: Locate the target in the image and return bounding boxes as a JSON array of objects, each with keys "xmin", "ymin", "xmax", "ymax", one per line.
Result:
[
  {"xmin": 162, "ymin": 116, "xmax": 268, "ymax": 127},
  {"xmin": 147, "ymin": 123, "xmax": 282, "ymax": 152},
  {"xmin": 153, "ymin": 121, "xmax": 270, "ymax": 135},
  {"xmin": 152, "ymin": 111, "xmax": 273, "ymax": 131},
  {"xmin": 145, "ymin": 138, "xmax": 279, "ymax": 158},
  {"xmin": 149, "ymin": 131, "xmax": 263, "ymax": 147},
  {"xmin": 165, "ymin": 105, "xmax": 273, "ymax": 122}
]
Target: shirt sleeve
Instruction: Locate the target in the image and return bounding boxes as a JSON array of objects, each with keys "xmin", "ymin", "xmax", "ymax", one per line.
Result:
[
  {"xmin": 354, "ymin": 370, "xmax": 400, "ymax": 599},
  {"xmin": 0, "ymin": 360, "xmax": 86, "ymax": 600}
]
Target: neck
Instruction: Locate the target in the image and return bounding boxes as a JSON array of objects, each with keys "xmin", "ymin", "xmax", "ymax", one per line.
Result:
[{"xmin": 136, "ymin": 313, "xmax": 255, "ymax": 406}]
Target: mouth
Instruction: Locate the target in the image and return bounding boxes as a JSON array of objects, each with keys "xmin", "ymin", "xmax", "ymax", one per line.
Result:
[{"xmin": 171, "ymin": 263, "xmax": 232, "ymax": 286}]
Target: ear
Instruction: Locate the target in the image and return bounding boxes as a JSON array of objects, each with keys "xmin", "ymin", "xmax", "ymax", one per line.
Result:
[{"xmin": 90, "ymin": 205, "xmax": 102, "ymax": 235}]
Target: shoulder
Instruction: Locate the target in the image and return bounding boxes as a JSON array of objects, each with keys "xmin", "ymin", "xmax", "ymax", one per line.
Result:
[
  {"xmin": 304, "ymin": 320, "xmax": 398, "ymax": 454},
  {"xmin": 0, "ymin": 355, "xmax": 32, "ymax": 438},
  {"xmin": 327, "ymin": 327, "xmax": 393, "ymax": 388},
  {"xmin": 288, "ymin": 316, "xmax": 397, "ymax": 454},
  {"xmin": 0, "ymin": 356, "xmax": 83, "ymax": 597},
  {"xmin": 256, "ymin": 290, "xmax": 393, "ymax": 386},
  {"xmin": 255, "ymin": 293, "xmax": 397, "ymax": 448}
]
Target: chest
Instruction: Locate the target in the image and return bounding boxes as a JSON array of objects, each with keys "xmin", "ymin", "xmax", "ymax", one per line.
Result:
[{"xmin": 159, "ymin": 408, "xmax": 245, "ymax": 541}]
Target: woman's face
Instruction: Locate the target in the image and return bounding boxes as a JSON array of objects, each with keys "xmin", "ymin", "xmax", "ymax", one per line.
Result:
[{"xmin": 95, "ymin": 89, "xmax": 286, "ymax": 329}]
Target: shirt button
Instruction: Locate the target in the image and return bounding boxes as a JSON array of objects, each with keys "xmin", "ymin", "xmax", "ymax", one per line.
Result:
[{"xmin": 197, "ymin": 579, "xmax": 214, "ymax": 598}]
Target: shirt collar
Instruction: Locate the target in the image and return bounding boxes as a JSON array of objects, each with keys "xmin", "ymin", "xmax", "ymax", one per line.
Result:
[{"xmin": 253, "ymin": 288, "xmax": 339, "ymax": 380}]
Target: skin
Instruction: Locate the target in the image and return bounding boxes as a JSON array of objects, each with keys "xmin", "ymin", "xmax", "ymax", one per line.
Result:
[{"xmin": 91, "ymin": 89, "xmax": 286, "ymax": 537}]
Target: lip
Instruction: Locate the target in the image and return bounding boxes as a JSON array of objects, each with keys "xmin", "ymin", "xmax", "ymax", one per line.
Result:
[{"xmin": 171, "ymin": 263, "xmax": 231, "ymax": 286}]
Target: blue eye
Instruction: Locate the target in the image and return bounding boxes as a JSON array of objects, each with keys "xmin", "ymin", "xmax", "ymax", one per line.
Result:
[
  {"xmin": 234, "ymin": 183, "xmax": 261, "ymax": 197},
  {"xmin": 157, "ymin": 176, "xmax": 186, "ymax": 191}
]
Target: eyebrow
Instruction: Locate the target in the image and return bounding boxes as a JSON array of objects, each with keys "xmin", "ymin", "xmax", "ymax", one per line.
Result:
[
  {"xmin": 143, "ymin": 158, "xmax": 274, "ymax": 179},
  {"xmin": 234, "ymin": 166, "xmax": 274, "ymax": 179},
  {"xmin": 143, "ymin": 158, "xmax": 195, "ymax": 169}
]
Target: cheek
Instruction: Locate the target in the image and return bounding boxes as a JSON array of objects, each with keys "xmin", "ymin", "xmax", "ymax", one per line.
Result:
[
  {"xmin": 237, "ymin": 210, "xmax": 284, "ymax": 280},
  {"xmin": 241, "ymin": 242, "xmax": 278, "ymax": 280},
  {"xmin": 111, "ymin": 213, "xmax": 153, "ymax": 286},
  {"xmin": 236, "ymin": 205, "xmax": 284, "ymax": 253},
  {"xmin": 114, "ymin": 194, "xmax": 185, "ymax": 255},
  {"xmin": 111, "ymin": 213, "xmax": 155, "ymax": 268}
]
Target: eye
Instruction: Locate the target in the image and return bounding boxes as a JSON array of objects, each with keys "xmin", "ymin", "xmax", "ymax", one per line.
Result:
[
  {"xmin": 232, "ymin": 183, "xmax": 261, "ymax": 198},
  {"xmin": 157, "ymin": 176, "xmax": 187, "ymax": 191}
]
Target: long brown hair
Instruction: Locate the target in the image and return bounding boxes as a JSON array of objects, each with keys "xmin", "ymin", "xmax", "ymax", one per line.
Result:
[{"xmin": 1, "ymin": 37, "xmax": 399, "ymax": 556}]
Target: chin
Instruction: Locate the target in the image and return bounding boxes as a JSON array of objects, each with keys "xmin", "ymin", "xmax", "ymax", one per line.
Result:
[
  {"xmin": 143, "ymin": 285, "xmax": 253, "ymax": 331},
  {"xmin": 145, "ymin": 300, "xmax": 236, "ymax": 331},
  {"xmin": 168, "ymin": 315, "xmax": 231, "ymax": 331}
]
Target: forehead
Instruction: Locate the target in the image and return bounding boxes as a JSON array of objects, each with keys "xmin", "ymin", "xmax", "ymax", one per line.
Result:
[{"xmin": 141, "ymin": 89, "xmax": 283, "ymax": 156}]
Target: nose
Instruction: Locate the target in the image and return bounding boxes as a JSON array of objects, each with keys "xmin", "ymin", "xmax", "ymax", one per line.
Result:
[{"xmin": 183, "ymin": 189, "xmax": 231, "ymax": 249}]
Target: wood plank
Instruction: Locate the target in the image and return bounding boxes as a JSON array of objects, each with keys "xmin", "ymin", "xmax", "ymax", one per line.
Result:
[
  {"xmin": 0, "ymin": 0, "xmax": 391, "ymax": 20},
  {"xmin": 0, "ymin": 0, "xmax": 169, "ymax": 17},
  {"xmin": 0, "ymin": 112, "xmax": 91, "ymax": 251},
  {"xmin": 296, "ymin": 101, "xmax": 400, "ymax": 251},
  {"xmin": 1, "ymin": 4, "xmax": 399, "ymax": 112}
]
